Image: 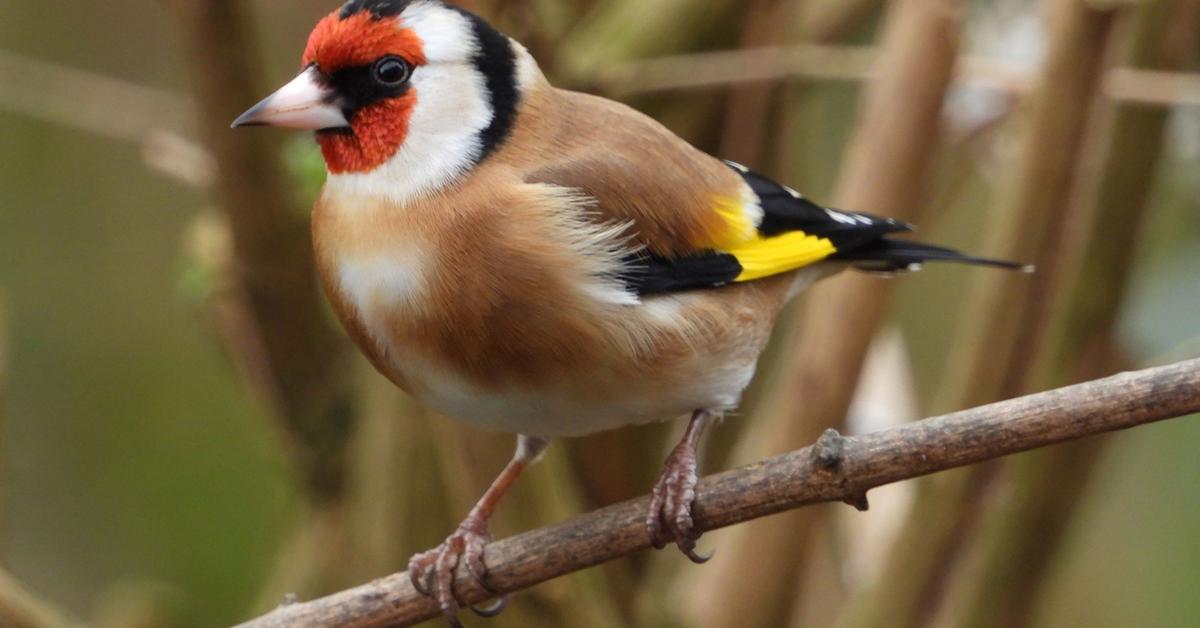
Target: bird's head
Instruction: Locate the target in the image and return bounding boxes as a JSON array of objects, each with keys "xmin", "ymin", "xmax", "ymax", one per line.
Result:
[{"xmin": 234, "ymin": 0, "xmax": 532, "ymax": 198}]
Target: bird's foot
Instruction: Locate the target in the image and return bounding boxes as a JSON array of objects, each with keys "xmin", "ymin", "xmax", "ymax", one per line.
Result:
[
  {"xmin": 646, "ymin": 439, "xmax": 712, "ymax": 563},
  {"xmin": 409, "ymin": 516, "xmax": 507, "ymax": 627}
]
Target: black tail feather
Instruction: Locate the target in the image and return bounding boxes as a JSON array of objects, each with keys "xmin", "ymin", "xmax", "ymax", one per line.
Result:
[{"xmin": 834, "ymin": 238, "xmax": 1033, "ymax": 273}]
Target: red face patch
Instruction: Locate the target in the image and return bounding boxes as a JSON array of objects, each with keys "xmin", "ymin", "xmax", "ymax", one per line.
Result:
[
  {"xmin": 304, "ymin": 10, "xmax": 427, "ymax": 174},
  {"xmin": 317, "ymin": 92, "xmax": 417, "ymax": 174},
  {"xmin": 303, "ymin": 10, "xmax": 426, "ymax": 72}
]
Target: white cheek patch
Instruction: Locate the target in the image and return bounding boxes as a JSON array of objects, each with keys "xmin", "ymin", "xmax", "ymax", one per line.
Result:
[
  {"xmin": 323, "ymin": 64, "xmax": 493, "ymax": 206},
  {"xmin": 512, "ymin": 41, "xmax": 541, "ymax": 90},
  {"xmin": 399, "ymin": 1, "xmax": 476, "ymax": 63}
]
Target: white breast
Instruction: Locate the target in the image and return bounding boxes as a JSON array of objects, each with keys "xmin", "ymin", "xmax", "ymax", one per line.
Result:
[{"xmin": 336, "ymin": 247, "xmax": 429, "ymax": 347}]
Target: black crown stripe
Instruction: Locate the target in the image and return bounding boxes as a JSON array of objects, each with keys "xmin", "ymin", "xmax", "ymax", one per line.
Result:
[{"xmin": 340, "ymin": 0, "xmax": 414, "ymax": 20}]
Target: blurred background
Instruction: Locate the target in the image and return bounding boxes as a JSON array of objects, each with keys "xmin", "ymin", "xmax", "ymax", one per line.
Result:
[{"xmin": 2, "ymin": 0, "xmax": 1198, "ymax": 626}]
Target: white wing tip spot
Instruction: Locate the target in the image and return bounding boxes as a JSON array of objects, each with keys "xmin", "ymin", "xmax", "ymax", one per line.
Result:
[{"xmin": 826, "ymin": 209, "xmax": 859, "ymax": 225}]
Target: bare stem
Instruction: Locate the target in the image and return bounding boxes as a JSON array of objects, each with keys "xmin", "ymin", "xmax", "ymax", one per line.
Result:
[
  {"xmin": 0, "ymin": 297, "xmax": 7, "ymax": 550},
  {"xmin": 237, "ymin": 360, "xmax": 1200, "ymax": 628},
  {"xmin": 595, "ymin": 42, "xmax": 1200, "ymax": 107}
]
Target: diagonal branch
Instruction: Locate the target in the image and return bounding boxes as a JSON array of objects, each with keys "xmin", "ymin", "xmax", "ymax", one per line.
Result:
[{"xmin": 237, "ymin": 359, "xmax": 1200, "ymax": 628}]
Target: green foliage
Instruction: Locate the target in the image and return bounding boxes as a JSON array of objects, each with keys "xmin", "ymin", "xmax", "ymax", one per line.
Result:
[{"xmin": 283, "ymin": 137, "xmax": 328, "ymax": 210}]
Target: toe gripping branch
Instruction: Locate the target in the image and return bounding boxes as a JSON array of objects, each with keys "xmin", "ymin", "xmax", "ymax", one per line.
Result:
[
  {"xmin": 813, "ymin": 429, "xmax": 870, "ymax": 512},
  {"xmin": 408, "ymin": 516, "xmax": 509, "ymax": 628},
  {"xmin": 646, "ymin": 410, "xmax": 715, "ymax": 564}
]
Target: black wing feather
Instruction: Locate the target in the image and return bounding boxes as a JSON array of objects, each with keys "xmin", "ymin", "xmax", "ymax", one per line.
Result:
[
  {"xmin": 622, "ymin": 162, "xmax": 1026, "ymax": 296},
  {"xmin": 730, "ymin": 162, "xmax": 912, "ymax": 252},
  {"xmin": 831, "ymin": 239, "xmax": 1030, "ymax": 272},
  {"xmin": 623, "ymin": 251, "xmax": 743, "ymax": 296}
]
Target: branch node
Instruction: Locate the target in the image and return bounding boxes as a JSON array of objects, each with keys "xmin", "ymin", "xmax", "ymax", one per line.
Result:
[
  {"xmin": 843, "ymin": 491, "xmax": 871, "ymax": 512},
  {"xmin": 814, "ymin": 428, "xmax": 847, "ymax": 469}
]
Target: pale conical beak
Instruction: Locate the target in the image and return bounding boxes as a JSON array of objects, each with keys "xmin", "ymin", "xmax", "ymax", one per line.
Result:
[{"xmin": 231, "ymin": 66, "xmax": 349, "ymax": 130}]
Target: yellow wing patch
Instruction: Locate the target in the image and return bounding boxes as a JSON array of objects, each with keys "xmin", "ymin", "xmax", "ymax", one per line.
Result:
[
  {"xmin": 711, "ymin": 195, "xmax": 837, "ymax": 282},
  {"xmin": 726, "ymin": 232, "xmax": 837, "ymax": 281}
]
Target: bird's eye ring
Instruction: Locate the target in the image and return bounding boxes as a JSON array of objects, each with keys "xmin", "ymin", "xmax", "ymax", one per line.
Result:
[{"xmin": 373, "ymin": 56, "xmax": 411, "ymax": 87}]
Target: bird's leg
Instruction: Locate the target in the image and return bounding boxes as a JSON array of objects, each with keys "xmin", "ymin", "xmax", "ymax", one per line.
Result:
[
  {"xmin": 409, "ymin": 435, "xmax": 549, "ymax": 627},
  {"xmin": 646, "ymin": 410, "xmax": 713, "ymax": 563}
]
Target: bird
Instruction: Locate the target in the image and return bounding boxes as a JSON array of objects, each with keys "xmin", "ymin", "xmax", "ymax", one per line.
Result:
[{"xmin": 233, "ymin": 0, "xmax": 1027, "ymax": 623}]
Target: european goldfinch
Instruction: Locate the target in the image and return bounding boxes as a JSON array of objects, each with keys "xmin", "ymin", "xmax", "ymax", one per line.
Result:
[{"xmin": 234, "ymin": 0, "xmax": 1024, "ymax": 622}]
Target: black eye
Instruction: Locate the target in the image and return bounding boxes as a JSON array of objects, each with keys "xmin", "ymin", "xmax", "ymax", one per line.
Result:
[{"xmin": 372, "ymin": 57, "xmax": 411, "ymax": 86}]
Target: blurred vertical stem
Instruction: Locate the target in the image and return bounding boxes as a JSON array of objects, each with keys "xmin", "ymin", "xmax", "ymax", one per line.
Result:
[
  {"xmin": 675, "ymin": 2, "xmax": 964, "ymax": 627},
  {"xmin": 0, "ymin": 296, "xmax": 7, "ymax": 545},
  {"xmin": 167, "ymin": 0, "xmax": 354, "ymax": 596},
  {"xmin": 952, "ymin": 1, "xmax": 1199, "ymax": 626},
  {"xmin": 341, "ymin": 374, "xmax": 450, "ymax": 584},
  {"xmin": 717, "ymin": 0, "xmax": 793, "ymax": 165},
  {"xmin": 835, "ymin": 2, "xmax": 1119, "ymax": 627}
]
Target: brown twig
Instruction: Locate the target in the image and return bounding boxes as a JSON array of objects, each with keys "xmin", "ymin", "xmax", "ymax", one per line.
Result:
[
  {"xmin": 594, "ymin": 41, "xmax": 1200, "ymax": 106},
  {"xmin": 1106, "ymin": 66, "xmax": 1200, "ymax": 106},
  {"xmin": 0, "ymin": 49, "xmax": 187, "ymax": 142},
  {"xmin": 0, "ymin": 50, "xmax": 214, "ymax": 190},
  {"xmin": 237, "ymin": 359, "xmax": 1200, "ymax": 628},
  {"xmin": 716, "ymin": 0, "xmax": 791, "ymax": 165}
]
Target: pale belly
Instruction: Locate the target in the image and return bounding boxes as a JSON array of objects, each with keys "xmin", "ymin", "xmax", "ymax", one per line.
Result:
[
  {"xmin": 322, "ymin": 233, "xmax": 815, "ymax": 438},
  {"xmin": 336, "ymin": 259, "xmax": 766, "ymax": 436},
  {"xmin": 389, "ymin": 342, "xmax": 760, "ymax": 437}
]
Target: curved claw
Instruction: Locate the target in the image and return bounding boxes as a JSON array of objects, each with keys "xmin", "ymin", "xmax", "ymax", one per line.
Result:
[
  {"xmin": 471, "ymin": 595, "xmax": 509, "ymax": 618},
  {"xmin": 679, "ymin": 543, "xmax": 715, "ymax": 564},
  {"xmin": 409, "ymin": 557, "xmax": 434, "ymax": 596},
  {"xmin": 407, "ymin": 519, "xmax": 501, "ymax": 627}
]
